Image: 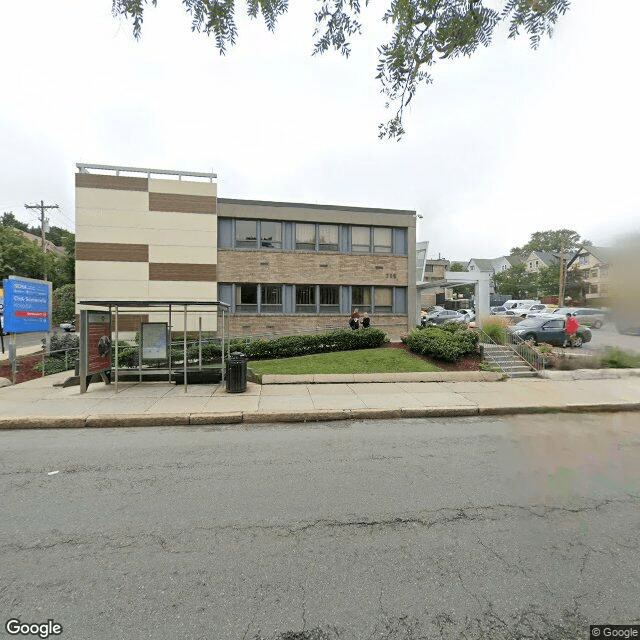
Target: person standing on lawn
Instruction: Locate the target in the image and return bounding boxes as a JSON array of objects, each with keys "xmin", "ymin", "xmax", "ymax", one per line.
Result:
[{"xmin": 564, "ymin": 312, "xmax": 579, "ymax": 347}]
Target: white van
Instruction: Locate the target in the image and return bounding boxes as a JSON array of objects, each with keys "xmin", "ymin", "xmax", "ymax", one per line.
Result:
[{"xmin": 503, "ymin": 299, "xmax": 540, "ymax": 310}]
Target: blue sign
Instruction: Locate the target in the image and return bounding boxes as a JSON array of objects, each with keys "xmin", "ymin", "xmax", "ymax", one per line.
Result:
[{"xmin": 3, "ymin": 277, "xmax": 51, "ymax": 333}]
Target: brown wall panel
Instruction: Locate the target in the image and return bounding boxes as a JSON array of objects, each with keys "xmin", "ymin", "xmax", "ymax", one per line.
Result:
[
  {"xmin": 76, "ymin": 242, "xmax": 149, "ymax": 262},
  {"xmin": 149, "ymin": 192, "xmax": 216, "ymax": 215},
  {"xmin": 149, "ymin": 263, "xmax": 217, "ymax": 282},
  {"xmin": 75, "ymin": 174, "xmax": 148, "ymax": 191},
  {"xmin": 114, "ymin": 314, "xmax": 150, "ymax": 331}
]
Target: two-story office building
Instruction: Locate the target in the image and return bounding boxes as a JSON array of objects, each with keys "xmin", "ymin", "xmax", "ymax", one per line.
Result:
[{"xmin": 74, "ymin": 164, "xmax": 416, "ymax": 337}]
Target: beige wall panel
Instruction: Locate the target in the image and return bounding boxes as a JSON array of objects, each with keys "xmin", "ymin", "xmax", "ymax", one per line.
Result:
[
  {"xmin": 76, "ymin": 208, "xmax": 148, "ymax": 232},
  {"xmin": 149, "ymin": 178, "xmax": 217, "ymax": 198},
  {"xmin": 217, "ymin": 250, "xmax": 408, "ymax": 286},
  {"xmin": 146, "ymin": 309, "xmax": 219, "ymax": 331},
  {"xmin": 76, "ymin": 208, "xmax": 217, "ymax": 234},
  {"xmin": 146, "ymin": 228, "xmax": 216, "ymax": 247},
  {"xmin": 76, "ymin": 261, "xmax": 149, "ymax": 281},
  {"xmin": 149, "ymin": 244, "xmax": 216, "ymax": 264},
  {"xmin": 75, "ymin": 187, "xmax": 149, "ymax": 211},
  {"xmin": 75, "ymin": 224, "xmax": 156, "ymax": 245},
  {"xmin": 146, "ymin": 211, "xmax": 217, "ymax": 232},
  {"xmin": 76, "ymin": 279, "xmax": 150, "ymax": 299},
  {"xmin": 148, "ymin": 281, "xmax": 217, "ymax": 300}
]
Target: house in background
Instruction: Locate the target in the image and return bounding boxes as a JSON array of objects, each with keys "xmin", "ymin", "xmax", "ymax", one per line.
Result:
[
  {"xmin": 568, "ymin": 245, "xmax": 611, "ymax": 303},
  {"xmin": 523, "ymin": 250, "xmax": 558, "ymax": 273},
  {"xmin": 415, "ymin": 241, "xmax": 451, "ymax": 309}
]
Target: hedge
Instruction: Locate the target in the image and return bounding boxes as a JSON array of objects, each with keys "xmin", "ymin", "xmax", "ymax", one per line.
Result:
[
  {"xmin": 103, "ymin": 328, "xmax": 389, "ymax": 368},
  {"xmin": 402, "ymin": 323, "xmax": 479, "ymax": 362}
]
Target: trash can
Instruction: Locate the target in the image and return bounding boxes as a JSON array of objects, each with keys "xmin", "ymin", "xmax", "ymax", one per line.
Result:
[{"xmin": 226, "ymin": 351, "xmax": 248, "ymax": 393}]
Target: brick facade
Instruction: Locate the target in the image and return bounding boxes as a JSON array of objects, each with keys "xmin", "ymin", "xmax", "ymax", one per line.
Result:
[
  {"xmin": 227, "ymin": 314, "xmax": 410, "ymax": 339},
  {"xmin": 217, "ymin": 250, "xmax": 408, "ymax": 286}
]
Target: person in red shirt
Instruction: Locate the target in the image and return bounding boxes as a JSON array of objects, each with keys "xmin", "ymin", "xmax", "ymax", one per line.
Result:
[{"xmin": 564, "ymin": 312, "xmax": 579, "ymax": 347}]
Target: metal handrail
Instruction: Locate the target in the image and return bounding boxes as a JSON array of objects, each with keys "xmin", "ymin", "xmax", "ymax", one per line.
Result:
[
  {"xmin": 477, "ymin": 329, "xmax": 540, "ymax": 377},
  {"xmin": 506, "ymin": 332, "xmax": 546, "ymax": 371}
]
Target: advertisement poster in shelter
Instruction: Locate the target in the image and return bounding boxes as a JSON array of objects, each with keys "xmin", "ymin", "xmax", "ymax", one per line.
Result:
[
  {"xmin": 87, "ymin": 311, "xmax": 111, "ymax": 373},
  {"xmin": 141, "ymin": 322, "xmax": 168, "ymax": 360}
]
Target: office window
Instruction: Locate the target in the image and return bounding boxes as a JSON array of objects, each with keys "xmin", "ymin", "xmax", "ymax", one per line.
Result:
[
  {"xmin": 235, "ymin": 220, "xmax": 257, "ymax": 248},
  {"xmin": 235, "ymin": 284, "xmax": 258, "ymax": 312},
  {"xmin": 261, "ymin": 284, "xmax": 283, "ymax": 313},
  {"xmin": 579, "ymin": 255, "xmax": 589, "ymax": 265},
  {"xmin": 351, "ymin": 286, "xmax": 372, "ymax": 312},
  {"xmin": 590, "ymin": 268, "xmax": 599, "ymax": 278},
  {"xmin": 589, "ymin": 284, "xmax": 599, "ymax": 294},
  {"xmin": 295, "ymin": 223, "xmax": 316, "ymax": 250},
  {"xmin": 351, "ymin": 227, "xmax": 371, "ymax": 253},
  {"xmin": 319, "ymin": 285, "xmax": 340, "ymax": 314},
  {"xmin": 319, "ymin": 225, "xmax": 339, "ymax": 251},
  {"xmin": 295, "ymin": 285, "xmax": 316, "ymax": 313},
  {"xmin": 424, "ymin": 264, "xmax": 434, "ymax": 273},
  {"xmin": 374, "ymin": 287, "xmax": 393, "ymax": 313},
  {"xmin": 373, "ymin": 227, "xmax": 392, "ymax": 254},
  {"xmin": 261, "ymin": 221, "xmax": 282, "ymax": 249}
]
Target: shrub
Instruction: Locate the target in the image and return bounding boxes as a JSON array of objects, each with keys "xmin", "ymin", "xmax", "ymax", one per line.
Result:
[
  {"xmin": 402, "ymin": 326, "xmax": 479, "ymax": 363},
  {"xmin": 33, "ymin": 357, "xmax": 73, "ymax": 375},
  {"xmin": 599, "ymin": 347, "xmax": 640, "ymax": 369},
  {"xmin": 236, "ymin": 328, "xmax": 388, "ymax": 361},
  {"xmin": 45, "ymin": 332, "xmax": 79, "ymax": 356},
  {"xmin": 482, "ymin": 321, "xmax": 507, "ymax": 345}
]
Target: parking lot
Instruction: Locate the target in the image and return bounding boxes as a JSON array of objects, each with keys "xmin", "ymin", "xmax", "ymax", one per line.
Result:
[{"xmin": 581, "ymin": 323, "xmax": 640, "ymax": 355}]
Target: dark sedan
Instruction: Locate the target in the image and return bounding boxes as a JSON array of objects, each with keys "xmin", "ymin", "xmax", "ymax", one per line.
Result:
[
  {"xmin": 507, "ymin": 317, "xmax": 592, "ymax": 347},
  {"xmin": 421, "ymin": 309, "xmax": 464, "ymax": 326}
]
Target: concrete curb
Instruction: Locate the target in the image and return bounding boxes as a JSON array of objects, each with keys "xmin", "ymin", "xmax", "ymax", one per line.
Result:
[
  {"xmin": 261, "ymin": 371, "xmax": 505, "ymax": 384},
  {"xmin": 3, "ymin": 400, "xmax": 639, "ymax": 430}
]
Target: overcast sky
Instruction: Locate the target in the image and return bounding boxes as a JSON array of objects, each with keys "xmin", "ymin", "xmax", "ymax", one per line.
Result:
[{"xmin": 1, "ymin": 1, "xmax": 639, "ymax": 261}]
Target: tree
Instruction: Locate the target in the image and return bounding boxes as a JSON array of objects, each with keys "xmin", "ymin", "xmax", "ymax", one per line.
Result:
[
  {"xmin": 493, "ymin": 263, "xmax": 535, "ymax": 298},
  {"xmin": 52, "ymin": 284, "xmax": 76, "ymax": 325},
  {"xmin": 535, "ymin": 264, "xmax": 559, "ymax": 297},
  {"xmin": 510, "ymin": 228, "xmax": 589, "ymax": 258},
  {"xmin": 112, "ymin": 0, "xmax": 571, "ymax": 138},
  {"xmin": 1, "ymin": 212, "xmax": 29, "ymax": 232},
  {"xmin": 0, "ymin": 226, "xmax": 46, "ymax": 282}
]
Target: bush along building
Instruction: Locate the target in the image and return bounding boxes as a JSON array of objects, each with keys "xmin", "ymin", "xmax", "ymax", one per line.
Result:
[{"xmin": 74, "ymin": 164, "xmax": 416, "ymax": 338}]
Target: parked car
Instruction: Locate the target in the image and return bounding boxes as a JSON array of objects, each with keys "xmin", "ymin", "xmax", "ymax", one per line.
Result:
[
  {"xmin": 457, "ymin": 309, "xmax": 476, "ymax": 323},
  {"xmin": 422, "ymin": 309, "xmax": 465, "ymax": 325},
  {"xmin": 569, "ymin": 308, "xmax": 606, "ymax": 329},
  {"xmin": 507, "ymin": 317, "xmax": 592, "ymax": 347},
  {"xmin": 520, "ymin": 304, "xmax": 547, "ymax": 318},
  {"xmin": 60, "ymin": 320, "xmax": 76, "ymax": 332}
]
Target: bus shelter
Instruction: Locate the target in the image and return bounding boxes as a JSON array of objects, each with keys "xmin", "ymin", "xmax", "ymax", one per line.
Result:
[{"xmin": 78, "ymin": 300, "xmax": 230, "ymax": 394}]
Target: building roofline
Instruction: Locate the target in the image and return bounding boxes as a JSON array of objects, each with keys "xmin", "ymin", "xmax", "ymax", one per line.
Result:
[
  {"xmin": 217, "ymin": 197, "xmax": 416, "ymax": 216},
  {"xmin": 76, "ymin": 163, "xmax": 217, "ymax": 182}
]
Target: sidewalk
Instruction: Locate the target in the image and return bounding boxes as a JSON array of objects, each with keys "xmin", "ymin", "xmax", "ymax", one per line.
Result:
[{"xmin": 1, "ymin": 370, "xmax": 640, "ymax": 429}]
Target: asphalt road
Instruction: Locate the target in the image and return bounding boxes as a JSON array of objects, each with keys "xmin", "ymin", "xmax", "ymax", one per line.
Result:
[
  {"xmin": 582, "ymin": 324, "xmax": 640, "ymax": 355},
  {"xmin": 2, "ymin": 415, "xmax": 640, "ymax": 640}
]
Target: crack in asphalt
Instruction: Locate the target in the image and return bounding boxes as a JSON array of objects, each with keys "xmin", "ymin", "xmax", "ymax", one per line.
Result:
[{"xmin": 3, "ymin": 495, "xmax": 639, "ymax": 554}]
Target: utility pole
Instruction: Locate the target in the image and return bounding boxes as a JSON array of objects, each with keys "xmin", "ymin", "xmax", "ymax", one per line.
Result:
[{"xmin": 24, "ymin": 200, "xmax": 58, "ymax": 281}]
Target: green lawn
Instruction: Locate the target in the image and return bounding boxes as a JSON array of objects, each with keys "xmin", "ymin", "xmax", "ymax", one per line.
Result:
[{"xmin": 249, "ymin": 348, "xmax": 442, "ymax": 376}]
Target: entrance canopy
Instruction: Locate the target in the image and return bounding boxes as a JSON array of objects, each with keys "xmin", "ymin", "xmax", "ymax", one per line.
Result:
[{"xmin": 416, "ymin": 271, "xmax": 491, "ymax": 327}]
